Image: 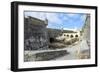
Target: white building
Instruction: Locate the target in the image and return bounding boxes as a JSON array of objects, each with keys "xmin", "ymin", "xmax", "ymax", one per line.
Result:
[
  {"xmin": 56, "ymin": 28, "xmax": 80, "ymax": 43},
  {"xmin": 62, "ymin": 31, "xmax": 80, "ymax": 39}
]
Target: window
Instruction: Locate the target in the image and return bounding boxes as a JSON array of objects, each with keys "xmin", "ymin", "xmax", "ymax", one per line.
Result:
[
  {"xmin": 75, "ymin": 35, "xmax": 78, "ymax": 37},
  {"xmin": 64, "ymin": 34, "xmax": 66, "ymax": 36},
  {"xmin": 67, "ymin": 35, "xmax": 69, "ymax": 37},
  {"xmin": 70, "ymin": 35, "xmax": 73, "ymax": 38}
]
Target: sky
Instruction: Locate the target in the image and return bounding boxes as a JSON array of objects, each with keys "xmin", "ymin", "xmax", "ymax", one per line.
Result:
[{"xmin": 24, "ymin": 11, "xmax": 87, "ymax": 30}]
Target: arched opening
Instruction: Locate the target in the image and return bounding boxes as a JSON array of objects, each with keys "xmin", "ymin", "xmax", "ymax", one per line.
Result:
[
  {"xmin": 67, "ymin": 35, "xmax": 69, "ymax": 37},
  {"xmin": 49, "ymin": 38, "xmax": 55, "ymax": 43},
  {"xmin": 75, "ymin": 35, "xmax": 78, "ymax": 37},
  {"xmin": 70, "ymin": 35, "xmax": 73, "ymax": 38}
]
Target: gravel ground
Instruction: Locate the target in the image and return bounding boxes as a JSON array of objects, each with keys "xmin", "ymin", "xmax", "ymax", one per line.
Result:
[
  {"xmin": 24, "ymin": 39, "xmax": 90, "ymax": 61},
  {"xmin": 53, "ymin": 39, "xmax": 90, "ymax": 60}
]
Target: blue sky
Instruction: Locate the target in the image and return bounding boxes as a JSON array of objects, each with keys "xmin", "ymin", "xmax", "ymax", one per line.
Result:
[{"xmin": 24, "ymin": 11, "xmax": 87, "ymax": 30}]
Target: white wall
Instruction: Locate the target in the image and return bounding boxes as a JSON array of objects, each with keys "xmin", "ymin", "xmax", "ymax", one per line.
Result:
[{"xmin": 0, "ymin": 0, "xmax": 99, "ymax": 73}]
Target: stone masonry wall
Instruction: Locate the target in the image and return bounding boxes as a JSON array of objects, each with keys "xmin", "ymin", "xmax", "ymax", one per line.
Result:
[{"xmin": 24, "ymin": 17, "xmax": 48, "ymax": 50}]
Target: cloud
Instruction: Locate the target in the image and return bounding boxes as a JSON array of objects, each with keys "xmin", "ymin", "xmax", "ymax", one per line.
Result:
[
  {"xmin": 65, "ymin": 13, "xmax": 77, "ymax": 17},
  {"xmin": 24, "ymin": 12, "xmax": 46, "ymax": 20},
  {"xmin": 25, "ymin": 12, "xmax": 63, "ymax": 25},
  {"xmin": 24, "ymin": 11, "xmax": 87, "ymax": 30},
  {"xmin": 46, "ymin": 13, "xmax": 63, "ymax": 25}
]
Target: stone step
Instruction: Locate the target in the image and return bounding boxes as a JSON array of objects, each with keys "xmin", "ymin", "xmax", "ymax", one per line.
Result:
[{"xmin": 24, "ymin": 50, "xmax": 69, "ymax": 62}]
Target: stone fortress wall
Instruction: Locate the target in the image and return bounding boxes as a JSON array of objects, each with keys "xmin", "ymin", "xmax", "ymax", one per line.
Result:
[
  {"xmin": 24, "ymin": 16, "xmax": 48, "ymax": 50},
  {"xmin": 24, "ymin": 16, "xmax": 80, "ymax": 50}
]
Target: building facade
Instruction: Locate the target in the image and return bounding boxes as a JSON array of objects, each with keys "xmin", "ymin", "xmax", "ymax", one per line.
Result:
[
  {"xmin": 62, "ymin": 31, "xmax": 80, "ymax": 39},
  {"xmin": 24, "ymin": 16, "xmax": 49, "ymax": 50}
]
